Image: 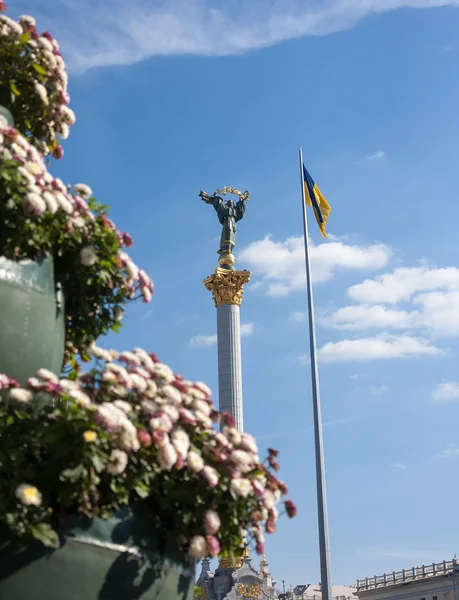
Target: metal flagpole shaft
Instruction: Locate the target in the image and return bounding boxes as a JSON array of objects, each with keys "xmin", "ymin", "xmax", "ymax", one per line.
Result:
[{"xmin": 298, "ymin": 146, "xmax": 333, "ymax": 600}]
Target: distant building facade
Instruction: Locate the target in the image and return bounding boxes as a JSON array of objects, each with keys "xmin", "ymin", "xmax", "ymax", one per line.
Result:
[
  {"xmin": 279, "ymin": 583, "xmax": 357, "ymax": 600},
  {"xmin": 355, "ymin": 558, "xmax": 459, "ymax": 600}
]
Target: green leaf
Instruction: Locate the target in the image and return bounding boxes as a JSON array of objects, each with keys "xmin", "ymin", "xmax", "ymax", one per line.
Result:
[
  {"xmin": 30, "ymin": 523, "xmax": 59, "ymax": 548},
  {"xmin": 32, "ymin": 63, "xmax": 47, "ymax": 76},
  {"xmin": 19, "ymin": 31, "xmax": 31, "ymax": 44},
  {"xmin": 10, "ymin": 82, "xmax": 20, "ymax": 96},
  {"xmin": 91, "ymin": 455, "xmax": 105, "ymax": 474},
  {"xmin": 60, "ymin": 464, "xmax": 85, "ymax": 483},
  {"xmin": 134, "ymin": 484, "xmax": 150, "ymax": 499}
]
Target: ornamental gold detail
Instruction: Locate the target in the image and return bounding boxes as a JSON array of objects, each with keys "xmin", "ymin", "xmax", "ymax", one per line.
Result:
[
  {"xmin": 236, "ymin": 582, "xmax": 261, "ymax": 598},
  {"xmin": 195, "ymin": 586, "xmax": 207, "ymax": 599},
  {"xmin": 204, "ymin": 268, "xmax": 251, "ymax": 308}
]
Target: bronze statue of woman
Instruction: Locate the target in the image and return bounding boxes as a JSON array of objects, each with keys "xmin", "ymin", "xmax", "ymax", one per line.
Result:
[{"xmin": 199, "ymin": 190, "xmax": 248, "ymax": 257}]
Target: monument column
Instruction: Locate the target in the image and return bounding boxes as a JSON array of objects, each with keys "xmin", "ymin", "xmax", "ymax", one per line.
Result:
[{"xmin": 204, "ymin": 268, "xmax": 251, "ymax": 432}]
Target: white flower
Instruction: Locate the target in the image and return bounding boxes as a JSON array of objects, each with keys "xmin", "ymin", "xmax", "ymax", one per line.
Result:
[
  {"xmin": 26, "ymin": 161, "xmax": 43, "ymax": 176},
  {"xmin": 34, "ymin": 81, "xmax": 48, "ymax": 105},
  {"xmin": 113, "ymin": 400, "xmax": 132, "ymax": 414},
  {"xmin": 37, "ymin": 36, "xmax": 54, "ymax": 51},
  {"xmin": 58, "ymin": 379, "xmax": 80, "ymax": 392},
  {"xmin": 215, "ymin": 432, "xmax": 232, "ymax": 449},
  {"xmin": 43, "ymin": 191, "xmax": 58, "ymax": 213},
  {"xmin": 119, "ymin": 351, "xmax": 141, "ymax": 366},
  {"xmin": 9, "ymin": 388, "xmax": 33, "ymax": 404},
  {"xmin": 231, "ymin": 450, "xmax": 254, "ymax": 472},
  {"xmin": 241, "ymin": 433, "xmax": 258, "ymax": 454},
  {"xmin": 203, "ymin": 509, "xmax": 221, "ymax": 535},
  {"xmin": 202, "ymin": 466, "xmax": 219, "ymax": 488},
  {"xmin": 171, "ymin": 428, "xmax": 190, "ymax": 459},
  {"xmin": 36, "ymin": 368, "xmax": 58, "ymax": 382},
  {"xmin": 130, "ymin": 373, "xmax": 148, "ymax": 392},
  {"xmin": 162, "ymin": 404, "xmax": 179, "ymax": 423},
  {"xmin": 188, "ymin": 535, "xmax": 207, "ymax": 560},
  {"xmin": 117, "ymin": 425, "xmax": 140, "ymax": 452},
  {"xmin": 187, "ymin": 451, "xmax": 204, "ymax": 473},
  {"xmin": 19, "ymin": 15, "xmax": 37, "ymax": 28},
  {"xmin": 192, "ymin": 399, "xmax": 211, "ymax": 416},
  {"xmin": 263, "ymin": 490, "xmax": 276, "ymax": 510},
  {"xmin": 80, "ymin": 246, "xmax": 97, "ymax": 267},
  {"xmin": 17, "ymin": 166, "xmax": 36, "ymax": 186},
  {"xmin": 95, "ymin": 403, "xmax": 127, "ymax": 431},
  {"xmin": 194, "ymin": 381, "xmax": 212, "ymax": 397},
  {"xmin": 15, "ymin": 483, "xmax": 42, "ymax": 506},
  {"xmin": 102, "ymin": 370, "xmax": 118, "ymax": 383},
  {"xmin": 161, "ymin": 385, "xmax": 182, "ymax": 405},
  {"xmin": 142, "ymin": 287, "xmax": 153, "ymax": 302},
  {"xmin": 107, "ymin": 449, "xmax": 128, "ymax": 475},
  {"xmin": 159, "ymin": 443, "xmax": 178, "ymax": 470},
  {"xmin": 152, "ymin": 362, "xmax": 174, "ymax": 383},
  {"xmin": 145, "ymin": 380, "xmax": 158, "ymax": 398},
  {"xmin": 72, "ymin": 216, "xmax": 85, "ymax": 229},
  {"xmin": 24, "ymin": 192, "xmax": 46, "ymax": 214},
  {"xmin": 114, "ymin": 307, "xmax": 123, "ymax": 322},
  {"xmin": 68, "ymin": 389, "xmax": 91, "ymax": 408},
  {"xmin": 61, "ymin": 106, "xmax": 77, "ymax": 126},
  {"xmin": 59, "ymin": 123, "xmax": 70, "ymax": 140},
  {"xmin": 230, "ymin": 478, "xmax": 253, "ymax": 498},
  {"xmin": 149, "ymin": 413, "xmax": 173, "ymax": 433},
  {"xmin": 55, "ymin": 192, "xmax": 73, "ymax": 214}
]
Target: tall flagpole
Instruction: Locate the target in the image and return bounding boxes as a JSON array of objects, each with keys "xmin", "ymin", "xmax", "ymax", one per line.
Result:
[{"xmin": 299, "ymin": 146, "xmax": 333, "ymax": 600}]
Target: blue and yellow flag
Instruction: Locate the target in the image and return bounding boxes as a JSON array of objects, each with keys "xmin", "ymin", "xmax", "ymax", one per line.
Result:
[{"xmin": 303, "ymin": 164, "xmax": 330, "ymax": 238}]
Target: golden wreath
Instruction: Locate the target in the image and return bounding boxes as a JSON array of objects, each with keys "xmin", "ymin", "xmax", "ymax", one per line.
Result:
[{"xmin": 215, "ymin": 187, "xmax": 250, "ymax": 201}]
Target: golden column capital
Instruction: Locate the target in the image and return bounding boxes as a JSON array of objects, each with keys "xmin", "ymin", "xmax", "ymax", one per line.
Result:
[{"xmin": 203, "ymin": 268, "xmax": 251, "ymax": 308}]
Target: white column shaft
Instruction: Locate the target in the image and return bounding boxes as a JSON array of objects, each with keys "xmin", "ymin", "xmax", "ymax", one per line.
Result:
[{"xmin": 217, "ymin": 303, "xmax": 243, "ymax": 432}]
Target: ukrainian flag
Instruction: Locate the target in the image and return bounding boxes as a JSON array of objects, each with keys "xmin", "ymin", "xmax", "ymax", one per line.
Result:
[{"xmin": 303, "ymin": 164, "xmax": 330, "ymax": 238}]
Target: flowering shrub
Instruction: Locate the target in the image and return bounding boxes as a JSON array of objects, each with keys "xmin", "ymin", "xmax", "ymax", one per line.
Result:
[
  {"xmin": 0, "ymin": 7, "xmax": 73, "ymax": 158},
  {"xmin": 0, "ymin": 115, "xmax": 153, "ymax": 358},
  {"xmin": 0, "ymin": 345, "xmax": 296, "ymax": 558}
]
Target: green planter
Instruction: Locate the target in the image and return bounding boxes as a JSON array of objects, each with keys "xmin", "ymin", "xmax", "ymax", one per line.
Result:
[
  {"xmin": 0, "ymin": 505, "xmax": 195, "ymax": 600},
  {"xmin": 0, "ymin": 254, "xmax": 65, "ymax": 384}
]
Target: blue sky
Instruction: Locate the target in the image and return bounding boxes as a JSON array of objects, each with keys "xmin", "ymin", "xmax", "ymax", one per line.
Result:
[{"xmin": 13, "ymin": 0, "xmax": 459, "ymax": 589}]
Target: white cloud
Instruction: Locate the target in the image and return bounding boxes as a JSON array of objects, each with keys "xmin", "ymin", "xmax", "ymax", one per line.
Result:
[
  {"xmin": 364, "ymin": 150, "xmax": 386, "ymax": 161},
  {"xmin": 240, "ymin": 322, "xmax": 256, "ymax": 336},
  {"xmin": 297, "ymin": 354, "xmax": 310, "ymax": 364},
  {"xmin": 238, "ymin": 235, "xmax": 392, "ymax": 296},
  {"xmin": 390, "ymin": 462, "xmax": 406, "ymax": 470},
  {"xmin": 369, "ymin": 385, "xmax": 389, "ymax": 396},
  {"xmin": 432, "ymin": 382, "xmax": 459, "ymax": 403},
  {"xmin": 18, "ymin": 1, "xmax": 459, "ymax": 73},
  {"xmin": 323, "ymin": 304, "xmax": 418, "ymax": 330},
  {"xmin": 436, "ymin": 443, "xmax": 459, "ymax": 458},
  {"xmin": 324, "ymin": 290, "xmax": 459, "ymax": 338},
  {"xmin": 348, "ymin": 266, "xmax": 459, "ymax": 304},
  {"xmin": 290, "ymin": 311, "xmax": 307, "ymax": 323},
  {"xmin": 189, "ymin": 321, "xmax": 255, "ymax": 347},
  {"xmin": 189, "ymin": 333, "xmax": 218, "ymax": 348},
  {"xmin": 318, "ymin": 334, "xmax": 442, "ymax": 363}
]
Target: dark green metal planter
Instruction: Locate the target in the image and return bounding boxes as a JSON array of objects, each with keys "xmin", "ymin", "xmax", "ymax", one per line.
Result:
[
  {"xmin": 0, "ymin": 254, "xmax": 65, "ymax": 384},
  {"xmin": 0, "ymin": 505, "xmax": 195, "ymax": 600}
]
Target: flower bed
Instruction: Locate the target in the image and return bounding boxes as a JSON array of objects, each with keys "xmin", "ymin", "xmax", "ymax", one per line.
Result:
[{"xmin": 0, "ymin": 345, "xmax": 296, "ymax": 559}]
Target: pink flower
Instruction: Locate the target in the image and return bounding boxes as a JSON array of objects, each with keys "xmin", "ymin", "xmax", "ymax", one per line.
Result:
[
  {"xmin": 206, "ymin": 535, "xmax": 220, "ymax": 557},
  {"xmin": 203, "ymin": 510, "xmax": 221, "ymax": 534},
  {"xmin": 152, "ymin": 430, "xmax": 168, "ymax": 447},
  {"xmin": 122, "ymin": 232, "xmax": 133, "ymax": 247},
  {"xmin": 137, "ymin": 430, "xmax": 152, "ymax": 448},
  {"xmin": 221, "ymin": 412, "xmax": 235, "ymax": 428},
  {"xmin": 284, "ymin": 499, "xmax": 298, "ymax": 518},
  {"xmin": 0, "ymin": 2, "xmax": 6, "ymax": 13},
  {"xmin": 52, "ymin": 144, "xmax": 64, "ymax": 160},
  {"xmin": 179, "ymin": 408, "xmax": 197, "ymax": 425},
  {"xmin": 251, "ymin": 480, "xmax": 265, "ymax": 497},
  {"xmin": 256, "ymin": 542, "xmax": 265, "ymax": 555}
]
